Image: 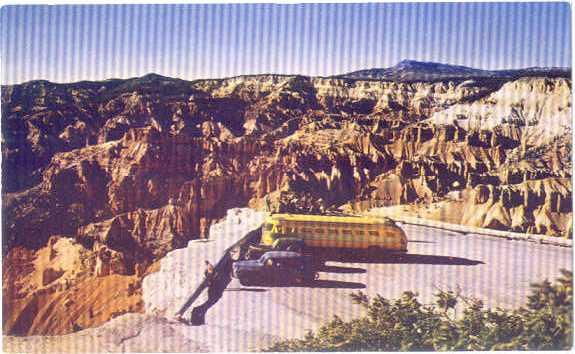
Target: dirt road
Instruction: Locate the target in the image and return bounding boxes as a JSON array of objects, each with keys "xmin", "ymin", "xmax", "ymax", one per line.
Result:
[{"xmin": 5, "ymin": 224, "xmax": 572, "ymax": 352}]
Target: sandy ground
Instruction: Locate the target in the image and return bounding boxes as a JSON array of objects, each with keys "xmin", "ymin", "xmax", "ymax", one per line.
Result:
[{"xmin": 4, "ymin": 223, "xmax": 572, "ymax": 352}]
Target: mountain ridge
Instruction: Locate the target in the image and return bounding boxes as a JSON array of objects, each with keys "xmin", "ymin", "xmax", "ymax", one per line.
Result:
[{"xmin": 2, "ymin": 60, "xmax": 571, "ymax": 88}]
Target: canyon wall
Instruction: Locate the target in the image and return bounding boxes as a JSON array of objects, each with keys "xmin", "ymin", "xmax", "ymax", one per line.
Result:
[{"xmin": 2, "ymin": 71, "xmax": 571, "ymax": 335}]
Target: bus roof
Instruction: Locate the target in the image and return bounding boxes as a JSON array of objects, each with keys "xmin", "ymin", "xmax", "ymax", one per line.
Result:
[{"xmin": 268, "ymin": 213, "xmax": 392, "ymax": 225}]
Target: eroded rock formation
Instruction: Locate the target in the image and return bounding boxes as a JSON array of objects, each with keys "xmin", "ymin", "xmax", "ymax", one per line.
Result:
[{"xmin": 2, "ymin": 67, "xmax": 572, "ymax": 335}]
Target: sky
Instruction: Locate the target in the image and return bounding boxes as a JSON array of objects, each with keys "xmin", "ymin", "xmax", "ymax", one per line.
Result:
[{"xmin": 0, "ymin": 2, "xmax": 571, "ymax": 84}]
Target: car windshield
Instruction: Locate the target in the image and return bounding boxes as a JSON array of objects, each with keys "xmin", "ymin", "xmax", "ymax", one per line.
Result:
[{"xmin": 260, "ymin": 253, "xmax": 300, "ymax": 264}]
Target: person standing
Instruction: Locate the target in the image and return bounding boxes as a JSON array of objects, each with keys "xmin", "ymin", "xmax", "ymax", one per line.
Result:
[{"xmin": 204, "ymin": 260, "xmax": 216, "ymax": 287}]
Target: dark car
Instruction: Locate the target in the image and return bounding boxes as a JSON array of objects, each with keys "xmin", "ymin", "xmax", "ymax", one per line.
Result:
[{"xmin": 232, "ymin": 251, "xmax": 318, "ymax": 286}]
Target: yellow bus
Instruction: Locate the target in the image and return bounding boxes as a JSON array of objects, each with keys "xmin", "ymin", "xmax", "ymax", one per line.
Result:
[{"xmin": 247, "ymin": 213, "xmax": 408, "ymax": 258}]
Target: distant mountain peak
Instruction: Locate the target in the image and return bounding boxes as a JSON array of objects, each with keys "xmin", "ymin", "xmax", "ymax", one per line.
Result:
[
  {"xmin": 138, "ymin": 73, "xmax": 173, "ymax": 81},
  {"xmin": 338, "ymin": 60, "xmax": 570, "ymax": 82},
  {"xmin": 394, "ymin": 59, "xmax": 439, "ymax": 68}
]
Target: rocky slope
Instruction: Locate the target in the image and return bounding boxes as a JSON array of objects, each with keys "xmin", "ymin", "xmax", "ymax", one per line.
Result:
[
  {"xmin": 2, "ymin": 62, "xmax": 572, "ymax": 335},
  {"xmin": 2, "ymin": 236, "xmax": 154, "ymax": 335}
]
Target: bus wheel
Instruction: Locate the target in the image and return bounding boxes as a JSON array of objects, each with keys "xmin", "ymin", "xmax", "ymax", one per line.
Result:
[
  {"xmin": 312, "ymin": 258, "xmax": 325, "ymax": 269},
  {"xmin": 367, "ymin": 246, "xmax": 381, "ymax": 260}
]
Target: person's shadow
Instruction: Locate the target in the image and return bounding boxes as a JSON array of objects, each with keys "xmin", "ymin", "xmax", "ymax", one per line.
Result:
[{"xmin": 189, "ymin": 269, "xmax": 232, "ymax": 325}]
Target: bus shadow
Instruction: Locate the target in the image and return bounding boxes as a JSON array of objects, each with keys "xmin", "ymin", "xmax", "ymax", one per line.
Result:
[
  {"xmin": 381, "ymin": 253, "xmax": 484, "ymax": 266},
  {"xmin": 309, "ymin": 279, "xmax": 366, "ymax": 289},
  {"xmin": 317, "ymin": 264, "xmax": 366, "ymax": 274},
  {"xmin": 314, "ymin": 250, "xmax": 483, "ymax": 266}
]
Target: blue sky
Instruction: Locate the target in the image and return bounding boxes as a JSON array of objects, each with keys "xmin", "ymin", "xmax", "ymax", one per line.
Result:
[{"xmin": 0, "ymin": 3, "xmax": 571, "ymax": 84}]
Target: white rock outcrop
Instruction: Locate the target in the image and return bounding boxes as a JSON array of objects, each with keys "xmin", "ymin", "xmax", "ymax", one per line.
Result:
[{"xmin": 428, "ymin": 77, "xmax": 571, "ymax": 146}]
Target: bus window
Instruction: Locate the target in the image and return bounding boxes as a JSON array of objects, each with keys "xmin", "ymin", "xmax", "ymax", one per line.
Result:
[
  {"xmin": 342, "ymin": 229, "xmax": 352, "ymax": 236},
  {"xmin": 368, "ymin": 231, "xmax": 379, "ymax": 236}
]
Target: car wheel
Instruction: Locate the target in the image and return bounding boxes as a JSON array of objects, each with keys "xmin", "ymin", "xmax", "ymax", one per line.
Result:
[{"xmin": 304, "ymin": 272, "xmax": 319, "ymax": 283}]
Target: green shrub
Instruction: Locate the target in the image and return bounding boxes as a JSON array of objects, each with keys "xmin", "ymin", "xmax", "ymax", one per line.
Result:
[{"xmin": 267, "ymin": 269, "xmax": 572, "ymax": 351}]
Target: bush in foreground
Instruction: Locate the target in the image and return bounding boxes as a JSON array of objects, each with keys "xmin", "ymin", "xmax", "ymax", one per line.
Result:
[{"xmin": 267, "ymin": 270, "xmax": 572, "ymax": 351}]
